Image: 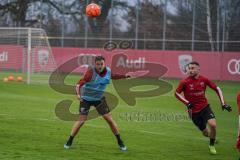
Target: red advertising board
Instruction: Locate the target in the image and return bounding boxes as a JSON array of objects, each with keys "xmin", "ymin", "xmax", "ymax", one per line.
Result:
[
  {"xmin": 0, "ymin": 45, "xmax": 24, "ymax": 71},
  {"xmin": 51, "ymin": 47, "xmax": 240, "ymax": 81},
  {"xmin": 0, "ymin": 45, "xmax": 239, "ymax": 81},
  {"xmin": 220, "ymin": 52, "xmax": 240, "ymax": 81}
]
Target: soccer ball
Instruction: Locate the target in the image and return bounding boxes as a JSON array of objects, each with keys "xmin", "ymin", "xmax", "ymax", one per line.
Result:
[{"xmin": 86, "ymin": 3, "xmax": 101, "ymax": 17}]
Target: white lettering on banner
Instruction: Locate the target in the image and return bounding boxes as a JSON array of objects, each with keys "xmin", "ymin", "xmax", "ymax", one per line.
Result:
[
  {"xmin": 0, "ymin": 51, "xmax": 8, "ymax": 62},
  {"xmin": 77, "ymin": 54, "xmax": 96, "ymax": 67},
  {"xmin": 227, "ymin": 59, "xmax": 240, "ymax": 75},
  {"xmin": 116, "ymin": 56, "xmax": 145, "ymax": 69}
]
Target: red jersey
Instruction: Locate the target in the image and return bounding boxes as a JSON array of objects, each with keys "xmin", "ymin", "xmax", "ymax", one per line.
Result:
[{"xmin": 175, "ymin": 75, "xmax": 225, "ymax": 113}]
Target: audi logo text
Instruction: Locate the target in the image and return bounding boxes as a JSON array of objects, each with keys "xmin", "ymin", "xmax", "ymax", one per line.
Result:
[{"xmin": 227, "ymin": 59, "xmax": 240, "ymax": 75}]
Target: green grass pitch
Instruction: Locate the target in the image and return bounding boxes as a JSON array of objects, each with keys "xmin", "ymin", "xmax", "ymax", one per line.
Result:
[{"xmin": 0, "ymin": 72, "xmax": 239, "ymax": 160}]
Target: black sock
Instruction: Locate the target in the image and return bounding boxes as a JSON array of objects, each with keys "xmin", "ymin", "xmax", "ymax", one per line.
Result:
[
  {"xmin": 66, "ymin": 135, "xmax": 74, "ymax": 146},
  {"xmin": 115, "ymin": 134, "xmax": 124, "ymax": 145},
  {"xmin": 210, "ymin": 138, "xmax": 215, "ymax": 146}
]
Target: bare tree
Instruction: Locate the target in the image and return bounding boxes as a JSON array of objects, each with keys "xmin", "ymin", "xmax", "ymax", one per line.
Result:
[{"xmin": 206, "ymin": 0, "xmax": 215, "ymax": 51}]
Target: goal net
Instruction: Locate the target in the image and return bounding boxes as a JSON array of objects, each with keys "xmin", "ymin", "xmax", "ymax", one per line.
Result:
[{"xmin": 0, "ymin": 27, "xmax": 56, "ymax": 84}]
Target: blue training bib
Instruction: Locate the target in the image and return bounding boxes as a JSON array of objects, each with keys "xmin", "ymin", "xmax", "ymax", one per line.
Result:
[{"xmin": 81, "ymin": 67, "xmax": 111, "ymax": 101}]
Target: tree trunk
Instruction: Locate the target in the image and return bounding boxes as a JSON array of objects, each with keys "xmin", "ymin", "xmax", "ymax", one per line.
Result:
[{"xmin": 206, "ymin": 0, "xmax": 215, "ymax": 51}]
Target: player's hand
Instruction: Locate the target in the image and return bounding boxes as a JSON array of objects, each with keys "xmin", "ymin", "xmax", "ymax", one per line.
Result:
[
  {"xmin": 187, "ymin": 103, "xmax": 194, "ymax": 110},
  {"xmin": 222, "ymin": 104, "xmax": 232, "ymax": 112},
  {"xmin": 77, "ymin": 94, "xmax": 81, "ymax": 100}
]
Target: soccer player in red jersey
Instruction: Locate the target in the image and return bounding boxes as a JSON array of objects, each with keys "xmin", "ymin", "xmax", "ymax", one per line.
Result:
[
  {"xmin": 64, "ymin": 56, "xmax": 129, "ymax": 151},
  {"xmin": 175, "ymin": 61, "xmax": 232, "ymax": 155}
]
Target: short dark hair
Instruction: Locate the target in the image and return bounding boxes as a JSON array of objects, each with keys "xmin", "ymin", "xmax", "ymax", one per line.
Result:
[
  {"xmin": 188, "ymin": 61, "xmax": 200, "ymax": 66},
  {"xmin": 95, "ymin": 56, "xmax": 105, "ymax": 62}
]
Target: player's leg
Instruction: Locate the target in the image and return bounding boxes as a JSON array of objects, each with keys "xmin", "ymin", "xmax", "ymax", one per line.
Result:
[
  {"xmin": 203, "ymin": 105, "xmax": 217, "ymax": 154},
  {"xmin": 64, "ymin": 114, "xmax": 87, "ymax": 149},
  {"xmin": 189, "ymin": 105, "xmax": 217, "ymax": 154},
  {"xmin": 95, "ymin": 97, "xmax": 127, "ymax": 151},
  {"xmin": 207, "ymin": 118, "xmax": 216, "ymax": 144},
  {"xmin": 64, "ymin": 99, "xmax": 90, "ymax": 149},
  {"xmin": 191, "ymin": 111, "xmax": 207, "ymax": 134},
  {"xmin": 192, "ymin": 116, "xmax": 210, "ymax": 138},
  {"xmin": 200, "ymin": 121, "xmax": 216, "ymax": 140},
  {"xmin": 207, "ymin": 118, "xmax": 217, "ymax": 155},
  {"xmin": 207, "ymin": 118, "xmax": 216, "ymax": 141},
  {"xmin": 102, "ymin": 113, "xmax": 127, "ymax": 151},
  {"xmin": 202, "ymin": 128, "xmax": 210, "ymax": 137},
  {"xmin": 102, "ymin": 113, "xmax": 119, "ymax": 135},
  {"xmin": 70, "ymin": 114, "xmax": 88, "ymax": 137}
]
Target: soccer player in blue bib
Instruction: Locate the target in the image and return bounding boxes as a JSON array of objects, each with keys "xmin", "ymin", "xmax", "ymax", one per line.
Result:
[{"xmin": 64, "ymin": 56, "xmax": 129, "ymax": 151}]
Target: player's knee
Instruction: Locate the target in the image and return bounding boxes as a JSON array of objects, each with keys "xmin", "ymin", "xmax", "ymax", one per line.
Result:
[
  {"xmin": 209, "ymin": 123, "xmax": 216, "ymax": 129},
  {"xmin": 208, "ymin": 119, "xmax": 216, "ymax": 129}
]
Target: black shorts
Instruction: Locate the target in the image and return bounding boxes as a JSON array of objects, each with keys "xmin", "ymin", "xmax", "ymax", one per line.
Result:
[
  {"xmin": 79, "ymin": 97, "xmax": 110, "ymax": 116},
  {"xmin": 191, "ymin": 105, "xmax": 215, "ymax": 131}
]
